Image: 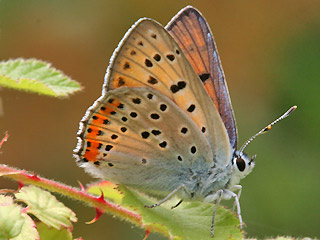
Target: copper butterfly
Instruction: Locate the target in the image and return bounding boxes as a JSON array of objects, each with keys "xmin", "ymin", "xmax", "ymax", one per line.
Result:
[{"xmin": 74, "ymin": 6, "xmax": 296, "ymax": 236}]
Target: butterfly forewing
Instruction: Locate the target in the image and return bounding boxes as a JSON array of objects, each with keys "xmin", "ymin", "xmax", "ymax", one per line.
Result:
[
  {"xmin": 166, "ymin": 6, "xmax": 238, "ymax": 150},
  {"xmin": 74, "ymin": 87, "xmax": 213, "ymax": 195},
  {"xmin": 104, "ymin": 18, "xmax": 231, "ymax": 166}
]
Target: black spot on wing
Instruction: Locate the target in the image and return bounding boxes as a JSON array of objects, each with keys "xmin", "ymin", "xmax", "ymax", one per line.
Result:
[
  {"xmin": 170, "ymin": 81, "xmax": 186, "ymax": 93},
  {"xmin": 190, "ymin": 146, "xmax": 197, "ymax": 154},
  {"xmin": 111, "ymin": 134, "xmax": 118, "ymax": 139},
  {"xmin": 145, "ymin": 59, "xmax": 153, "ymax": 67},
  {"xmin": 118, "ymin": 77, "xmax": 125, "ymax": 87},
  {"xmin": 123, "ymin": 62, "xmax": 130, "ymax": 70},
  {"xmin": 166, "ymin": 54, "xmax": 175, "ymax": 61},
  {"xmin": 148, "ymin": 76, "xmax": 158, "ymax": 85},
  {"xmin": 159, "ymin": 104, "xmax": 167, "ymax": 111},
  {"xmin": 181, "ymin": 127, "xmax": 188, "ymax": 134},
  {"xmin": 159, "ymin": 141, "xmax": 167, "ymax": 148},
  {"xmin": 132, "ymin": 98, "xmax": 141, "ymax": 104},
  {"xmin": 105, "ymin": 145, "xmax": 113, "ymax": 151},
  {"xmin": 187, "ymin": 104, "xmax": 196, "ymax": 113},
  {"xmin": 150, "ymin": 113, "xmax": 160, "ymax": 120},
  {"xmin": 153, "ymin": 54, "xmax": 161, "ymax": 61},
  {"xmin": 199, "ymin": 73, "xmax": 210, "ymax": 82},
  {"xmin": 141, "ymin": 131, "xmax": 150, "ymax": 139},
  {"xmin": 130, "ymin": 112, "xmax": 137, "ymax": 118}
]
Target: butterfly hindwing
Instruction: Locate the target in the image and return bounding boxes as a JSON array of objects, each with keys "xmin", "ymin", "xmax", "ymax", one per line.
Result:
[
  {"xmin": 166, "ymin": 6, "xmax": 238, "ymax": 150},
  {"xmin": 104, "ymin": 18, "xmax": 231, "ymax": 166},
  {"xmin": 74, "ymin": 87, "xmax": 213, "ymax": 196}
]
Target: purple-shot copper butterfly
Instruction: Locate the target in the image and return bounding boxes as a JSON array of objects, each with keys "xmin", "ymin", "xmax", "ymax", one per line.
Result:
[{"xmin": 74, "ymin": 6, "xmax": 297, "ymax": 236}]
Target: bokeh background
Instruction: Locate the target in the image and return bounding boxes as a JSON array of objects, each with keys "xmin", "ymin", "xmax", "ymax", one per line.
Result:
[{"xmin": 1, "ymin": 0, "xmax": 319, "ymax": 239}]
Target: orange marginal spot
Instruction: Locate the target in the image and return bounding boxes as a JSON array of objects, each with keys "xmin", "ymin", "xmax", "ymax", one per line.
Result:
[
  {"xmin": 87, "ymin": 140, "xmax": 103, "ymax": 149},
  {"xmin": 86, "ymin": 126, "xmax": 101, "ymax": 138},
  {"xmin": 83, "ymin": 147, "xmax": 99, "ymax": 162},
  {"xmin": 109, "ymin": 98, "xmax": 121, "ymax": 108},
  {"xmin": 98, "ymin": 105, "xmax": 112, "ymax": 115},
  {"xmin": 267, "ymin": 125, "xmax": 272, "ymax": 130},
  {"xmin": 105, "ymin": 106, "xmax": 115, "ymax": 115},
  {"xmin": 86, "ymin": 207, "xmax": 104, "ymax": 224},
  {"xmin": 91, "ymin": 113, "xmax": 109, "ymax": 126},
  {"xmin": 98, "ymin": 104, "xmax": 119, "ymax": 117},
  {"xmin": 83, "ymin": 140, "xmax": 104, "ymax": 162},
  {"xmin": 98, "ymin": 99, "xmax": 122, "ymax": 116}
]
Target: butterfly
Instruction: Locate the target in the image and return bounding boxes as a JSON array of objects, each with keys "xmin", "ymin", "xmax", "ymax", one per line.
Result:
[{"xmin": 74, "ymin": 6, "xmax": 296, "ymax": 237}]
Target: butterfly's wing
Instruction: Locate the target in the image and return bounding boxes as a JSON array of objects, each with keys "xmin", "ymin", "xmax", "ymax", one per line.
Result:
[
  {"xmin": 74, "ymin": 87, "xmax": 213, "ymax": 196},
  {"xmin": 166, "ymin": 6, "xmax": 238, "ymax": 150},
  {"xmin": 104, "ymin": 18, "xmax": 231, "ymax": 167}
]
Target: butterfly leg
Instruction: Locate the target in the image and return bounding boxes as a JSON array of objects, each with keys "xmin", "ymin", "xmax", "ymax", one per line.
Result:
[
  {"xmin": 224, "ymin": 189, "xmax": 243, "ymax": 230},
  {"xmin": 210, "ymin": 189, "xmax": 223, "ymax": 237},
  {"xmin": 145, "ymin": 184, "xmax": 186, "ymax": 208},
  {"xmin": 231, "ymin": 185, "xmax": 242, "ymax": 212}
]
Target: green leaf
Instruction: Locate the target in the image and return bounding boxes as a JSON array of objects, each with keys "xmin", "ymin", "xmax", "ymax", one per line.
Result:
[
  {"xmin": 0, "ymin": 195, "xmax": 25, "ymax": 239},
  {"xmin": 120, "ymin": 185, "xmax": 242, "ymax": 240},
  {"xmin": 0, "ymin": 58, "xmax": 82, "ymax": 97},
  {"xmin": 11, "ymin": 214, "xmax": 39, "ymax": 240},
  {"xmin": 88, "ymin": 181, "xmax": 243, "ymax": 240},
  {"xmin": 0, "ymin": 195, "xmax": 39, "ymax": 240},
  {"xmin": 37, "ymin": 222, "xmax": 72, "ymax": 240},
  {"xmin": 15, "ymin": 185, "xmax": 77, "ymax": 230}
]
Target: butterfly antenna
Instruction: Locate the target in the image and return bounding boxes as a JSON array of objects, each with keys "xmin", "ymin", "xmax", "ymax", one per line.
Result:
[{"xmin": 239, "ymin": 106, "xmax": 297, "ymax": 154}]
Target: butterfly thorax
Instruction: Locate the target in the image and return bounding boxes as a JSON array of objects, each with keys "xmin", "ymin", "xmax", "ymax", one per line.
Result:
[
  {"xmin": 179, "ymin": 163, "xmax": 234, "ymax": 201},
  {"xmin": 183, "ymin": 151, "xmax": 255, "ymax": 201}
]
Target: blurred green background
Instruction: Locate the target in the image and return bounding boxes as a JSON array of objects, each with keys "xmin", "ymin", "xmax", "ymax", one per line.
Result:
[{"xmin": 1, "ymin": 0, "xmax": 319, "ymax": 239}]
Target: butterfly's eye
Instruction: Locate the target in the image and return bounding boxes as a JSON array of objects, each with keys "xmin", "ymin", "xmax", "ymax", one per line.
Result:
[{"xmin": 236, "ymin": 158, "xmax": 246, "ymax": 172}]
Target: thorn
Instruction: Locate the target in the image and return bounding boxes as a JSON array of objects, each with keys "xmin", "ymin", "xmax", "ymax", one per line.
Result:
[
  {"xmin": 86, "ymin": 188, "xmax": 107, "ymax": 224},
  {"xmin": 142, "ymin": 229, "xmax": 150, "ymax": 240},
  {"xmin": 28, "ymin": 173, "xmax": 40, "ymax": 181},
  {"xmin": 95, "ymin": 189, "xmax": 106, "ymax": 203},
  {"xmin": 86, "ymin": 208, "xmax": 104, "ymax": 224},
  {"xmin": 0, "ymin": 131, "xmax": 8, "ymax": 148},
  {"xmin": 18, "ymin": 181, "xmax": 24, "ymax": 190},
  {"xmin": 78, "ymin": 181, "xmax": 85, "ymax": 192}
]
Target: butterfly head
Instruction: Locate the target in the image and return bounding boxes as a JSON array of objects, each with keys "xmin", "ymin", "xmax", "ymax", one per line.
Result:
[
  {"xmin": 226, "ymin": 151, "xmax": 255, "ymax": 189},
  {"xmin": 232, "ymin": 151, "xmax": 255, "ymax": 179}
]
